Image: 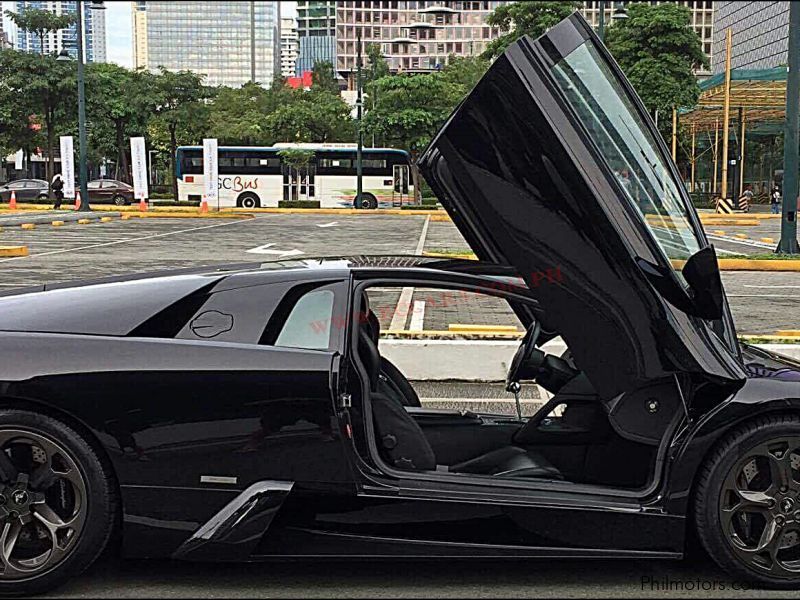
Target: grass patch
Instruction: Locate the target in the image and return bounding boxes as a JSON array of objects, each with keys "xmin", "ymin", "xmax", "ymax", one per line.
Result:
[
  {"xmin": 724, "ymin": 253, "xmax": 800, "ymax": 261},
  {"xmin": 425, "ymin": 248, "xmax": 476, "ymax": 258},
  {"xmin": 278, "ymin": 200, "xmax": 321, "ymax": 209}
]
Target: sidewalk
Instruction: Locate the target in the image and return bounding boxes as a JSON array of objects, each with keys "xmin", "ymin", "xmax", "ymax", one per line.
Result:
[{"xmin": 0, "ymin": 210, "xmax": 121, "ymax": 226}]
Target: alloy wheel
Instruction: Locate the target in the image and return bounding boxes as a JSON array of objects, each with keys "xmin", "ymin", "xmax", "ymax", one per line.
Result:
[
  {"xmin": 720, "ymin": 436, "xmax": 800, "ymax": 577},
  {"xmin": 0, "ymin": 429, "xmax": 87, "ymax": 580}
]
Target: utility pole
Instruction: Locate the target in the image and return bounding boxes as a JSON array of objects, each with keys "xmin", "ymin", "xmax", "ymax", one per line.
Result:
[
  {"xmin": 598, "ymin": 0, "xmax": 606, "ymax": 41},
  {"xmin": 355, "ymin": 27, "xmax": 363, "ymax": 209},
  {"xmin": 778, "ymin": 1, "xmax": 800, "ymax": 253}
]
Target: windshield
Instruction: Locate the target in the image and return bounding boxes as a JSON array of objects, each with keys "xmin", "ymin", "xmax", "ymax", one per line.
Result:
[{"xmin": 551, "ymin": 41, "xmax": 703, "ymax": 277}]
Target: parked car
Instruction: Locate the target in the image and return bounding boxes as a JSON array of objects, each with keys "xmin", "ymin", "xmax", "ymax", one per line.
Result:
[
  {"xmin": 1, "ymin": 13, "xmax": 800, "ymax": 595},
  {"xmin": 0, "ymin": 179, "xmax": 49, "ymax": 203},
  {"xmin": 87, "ymin": 179, "xmax": 134, "ymax": 205}
]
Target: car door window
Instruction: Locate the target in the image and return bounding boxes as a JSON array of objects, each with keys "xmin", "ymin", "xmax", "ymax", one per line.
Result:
[
  {"xmin": 274, "ymin": 289, "xmax": 335, "ymax": 351},
  {"xmin": 87, "ymin": 181, "xmax": 102, "ymax": 189},
  {"xmin": 551, "ymin": 42, "xmax": 703, "ymax": 276},
  {"xmin": 9, "ymin": 181, "xmax": 27, "ymax": 189}
]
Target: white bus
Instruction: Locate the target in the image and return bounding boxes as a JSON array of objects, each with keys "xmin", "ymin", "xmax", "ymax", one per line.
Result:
[{"xmin": 176, "ymin": 144, "xmax": 415, "ymax": 209}]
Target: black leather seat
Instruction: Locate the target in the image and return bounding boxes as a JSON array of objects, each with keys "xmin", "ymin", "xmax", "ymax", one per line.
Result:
[
  {"xmin": 364, "ymin": 309, "xmax": 421, "ymax": 408},
  {"xmin": 358, "ymin": 329, "xmax": 562, "ymax": 480}
]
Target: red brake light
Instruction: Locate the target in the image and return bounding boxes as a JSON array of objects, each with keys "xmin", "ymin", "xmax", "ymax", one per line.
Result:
[{"xmin": 185, "ymin": 176, "xmax": 194, "ymax": 183}]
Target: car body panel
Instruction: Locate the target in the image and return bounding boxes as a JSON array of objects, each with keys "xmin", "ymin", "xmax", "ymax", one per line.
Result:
[
  {"xmin": 0, "ymin": 178, "xmax": 48, "ymax": 202},
  {"xmin": 87, "ymin": 179, "xmax": 134, "ymax": 204},
  {"xmin": 418, "ymin": 14, "xmax": 745, "ymax": 403}
]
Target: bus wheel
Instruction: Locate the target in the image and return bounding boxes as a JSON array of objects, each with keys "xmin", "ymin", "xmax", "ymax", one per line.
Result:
[
  {"xmin": 357, "ymin": 193, "xmax": 378, "ymax": 210},
  {"xmin": 237, "ymin": 193, "xmax": 260, "ymax": 209}
]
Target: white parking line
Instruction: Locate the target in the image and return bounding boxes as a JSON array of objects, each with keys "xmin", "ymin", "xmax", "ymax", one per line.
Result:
[
  {"xmin": 409, "ymin": 300, "xmax": 426, "ymax": 331},
  {"xmin": 707, "ymin": 234, "xmax": 773, "ymax": 250},
  {"xmin": 390, "ymin": 216, "xmax": 430, "ymax": 331},
  {"xmin": 0, "ymin": 218, "xmax": 257, "ymax": 263}
]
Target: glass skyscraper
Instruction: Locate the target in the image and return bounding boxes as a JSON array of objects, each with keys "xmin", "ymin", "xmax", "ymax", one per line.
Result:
[
  {"xmin": 296, "ymin": 0, "xmax": 336, "ymax": 76},
  {"xmin": 132, "ymin": 1, "xmax": 281, "ymax": 88},
  {"xmin": 11, "ymin": 0, "xmax": 106, "ymax": 62}
]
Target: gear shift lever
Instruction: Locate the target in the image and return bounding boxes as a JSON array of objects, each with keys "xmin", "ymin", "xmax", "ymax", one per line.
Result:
[{"xmin": 509, "ymin": 381, "xmax": 523, "ymax": 421}]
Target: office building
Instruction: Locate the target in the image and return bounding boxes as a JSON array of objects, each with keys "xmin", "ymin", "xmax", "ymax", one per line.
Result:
[
  {"xmin": 10, "ymin": 0, "xmax": 106, "ymax": 62},
  {"xmin": 280, "ymin": 16, "xmax": 299, "ymax": 78},
  {"xmin": 296, "ymin": 0, "xmax": 336, "ymax": 75},
  {"xmin": 335, "ymin": 1, "xmax": 508, "ymax": 76},
  {"xmin": 132, "ymin": 1, "xmax": 281, "ymax": 87},
  {"xmin": 711, "ymin": 1, "xmax": 790, "ymax": 73}
]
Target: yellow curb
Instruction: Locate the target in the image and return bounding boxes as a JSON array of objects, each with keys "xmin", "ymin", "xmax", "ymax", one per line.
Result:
[
  {"xmin": 0, "ymin": 245, "xmax": 28, "ymax": 257},
  {"xmin": 382, "ymin": 329, "xmax": 525, "ymax": 339},
  {"xmin": 51, "ymin": 221, "xmax": 65, "ymax": 227},
  {"xmin": 243, "ymin": 207, "xmax": 442, "ymax": 216},
  {"xmin": 121, "ymin": 214, "xmax": 134, "ymax": 220},
  {"xmin": 712, "ymin": 230, "xmax": 726, "ymax": 236},
  {"xmin": 448, "ymin": 324, "xmax": 520, "ymax": 333},
  {"xmin": 131, "ymin": 211, "xmax": 252, "ymax": 219},
  {"xmin": 422, "ymin": 251, "xmax": 478, "ymax": 260},
  {"xmin": 761, "ymin": 237, "xmax": 775, "ymax": 244},
  {"xmin": 77, "ymin": 219, "xmax": 91, "ymax": 224},
  {"xmin": 430, "ymin": 214, "xmax": 452, "ymax": 222},
  {"xmin": 734, "ymin": 233, "xmax": 749, "ymax": 239},
  {"xmin": 740, "ymin": 334, "xmax": 800, "ymax": 343},
  {"xmin": 702, "ymin": 219, "xmax": 760, "ymax": 226},
  {"xmin": 672, "ymin": 258, "xmax": 800, "ymax": 272},
  {"xmin": 776, "ymin": 330, "xmax": 800, "ymax": 337},
  {"xmin": 100, "ymin": 216, "xmax": 113, "ymax": 222},
  {"xmin": 20, "ymin": 223, "xmax": 35, "ymax": 230}
]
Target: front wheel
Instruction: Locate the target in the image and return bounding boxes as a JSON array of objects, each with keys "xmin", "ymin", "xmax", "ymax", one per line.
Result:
[
  {"xmin": 37, "ymin": 194, "xmax": 49, "ymax": 201},
  {"xmin": 0, "ymin": 409, "xmax": 116, "ymax": 596},
  {"xmin": 695, "ymin": 414, "xmax": 800, "ymax": 589},
  {"xmin": 112, "ymin": 195, "xmax": 128, "ymax": 207}
]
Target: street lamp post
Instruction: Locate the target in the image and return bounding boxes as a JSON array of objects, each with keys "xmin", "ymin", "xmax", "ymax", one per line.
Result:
[
  {"xmin": 598, "ymin": 1, "xmax": 628, "ymax": 42},
  {"xmin": 777, "ymin": 1, "xmax": 800, "ymax": 254},
  {"xmin": 58, "ymin": 0, "xmax": 104, "ymax": 212},
  {"xmin": 355, "ymin": 27, "xmax": 364, "ymax": 209}
]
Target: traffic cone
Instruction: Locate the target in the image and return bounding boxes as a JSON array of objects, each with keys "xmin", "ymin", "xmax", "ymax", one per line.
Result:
[
  {"xmin": 8, "ymin": 190, "xmax": 16, "ymax": 210},
  {"xmin": 139, "ymin": 197, "xmax": 148, "ymax": 211},
  {"xmin": 200, "ymin": 197, "xmax": 209, "ymax": 214},
  {"xmin": 74, "ymin": 191, "xmax": 81, "ymax": 210}
]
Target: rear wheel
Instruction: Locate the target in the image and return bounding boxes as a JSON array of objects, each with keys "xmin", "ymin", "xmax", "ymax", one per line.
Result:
[
  {"xmin": 112, "ymin": 195, "xmax": 127, "ymax": 206},
  {"xmin": 356, "ymin": 193, "xmax": 378, "ymax": 210},
  {"xmin": 695, "ymin": 414, "xmax": 800, "ymax": 589},
  {"xmin": 36, "ymin": 194, "xmax": 49, "ymax": 201},
  {"xmin": 237, "ymin": 193, "xmax": 260, "ymax": 209},
  {"xmin": 0, "ymin": 409, "xmax": 116, "ymax": 596}
]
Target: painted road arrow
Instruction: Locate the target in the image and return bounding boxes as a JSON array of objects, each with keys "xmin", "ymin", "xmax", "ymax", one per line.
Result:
[
  {"xmin": 246, "ymin": 243, "xmax": 304, "ymax": 258},
  {"xmin": 316, "ymin": 221, "xmax": 339, "ymax": 228}
]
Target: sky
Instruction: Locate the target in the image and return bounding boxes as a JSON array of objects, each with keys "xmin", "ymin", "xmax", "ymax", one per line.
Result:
[{"xmin": 105, "ymin": 0, "xmax": 297, "ymax": 68}]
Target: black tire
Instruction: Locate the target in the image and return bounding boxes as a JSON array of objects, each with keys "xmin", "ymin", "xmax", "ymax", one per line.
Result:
[
  {"xmin": 0, "ymin": 409, "xmax": 117, "ymax": 597},
  {"xmin": 112, "ymin": 195, "xmax": 128, "ymax": 207},
  {"xmin": 37, "ymin": 194, "xmax": 49, "ymax": 201},
  {"xmin": 695, "ymin": 414, "xmax": 800, "ymax": 589},
  {"xmin": 237, "ymin": 193, "xmax": 260, "ymax": 209},
  {"xmin": 357, "ymin": 193, "xmax": 378, "ymax": 210}
]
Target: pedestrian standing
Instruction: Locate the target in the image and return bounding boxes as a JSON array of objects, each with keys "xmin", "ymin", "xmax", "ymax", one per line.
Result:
[
  {"xmin": 52, "ymin": 173, "xmax": 65, "ymax": 210},
  {"xmin": 771, "ymin": 184, "xmax": 782, "ymax": 215}
]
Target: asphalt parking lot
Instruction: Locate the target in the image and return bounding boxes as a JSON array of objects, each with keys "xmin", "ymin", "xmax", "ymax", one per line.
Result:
[
  {"xmin": 43, "ymin": 554, "xmax": 795, "ymax": 599},
  {"xmin": 0, "ymin": 212, "xmax": 795, "ymax": 334}
]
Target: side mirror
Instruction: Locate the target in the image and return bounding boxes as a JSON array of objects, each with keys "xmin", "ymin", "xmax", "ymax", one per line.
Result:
[
  {"xmin": 682, "ymin": 245, "xmax": 725, "ymax": 320},
  {"xmin": 636, "ymin": 245, "xmax": 724, "ymax": 321}
]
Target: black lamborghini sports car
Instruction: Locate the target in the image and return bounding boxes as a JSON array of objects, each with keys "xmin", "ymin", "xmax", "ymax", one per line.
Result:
[{"xmin": 1, "ymin": 13, "xmax": 800, "ymax": 595}]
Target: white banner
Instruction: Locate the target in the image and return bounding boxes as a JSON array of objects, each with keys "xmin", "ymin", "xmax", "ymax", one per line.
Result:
[
  {"xmin": 203, "ymin": 138, "xmax": 219, "ymax": 206},
  {"xmin": 130, "ymin": 137, "xmax": 149, "ymax": 200},
  {"xmin": 13, "ymin": 150, "xmax": 23, "ymax": 171},
  {"xmin": 59, "ymin": 136, "xmax": 75, "ymax": 198}
]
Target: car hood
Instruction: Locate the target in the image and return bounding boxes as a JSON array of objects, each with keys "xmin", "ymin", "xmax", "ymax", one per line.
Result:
[{"xmin": 418, "ymin": 13, "xmax": 745, "ymax": 402}]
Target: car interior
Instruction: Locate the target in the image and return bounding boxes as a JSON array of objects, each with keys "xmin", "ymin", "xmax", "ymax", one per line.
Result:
[{"xmin": 353, "ymin": 285, "xmax": 678, "ymax": 491}]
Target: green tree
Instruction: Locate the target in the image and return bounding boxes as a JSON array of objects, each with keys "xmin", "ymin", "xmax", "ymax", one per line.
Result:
[
  {"xmin": 277, "ymin": 148, "xmax": 315, "ymax": 201},
  {"xmin": 363, "ymin": 74, "xmax": 464, "ymax": 200},
  {"xmin": 311, "ymin": 60, "xmax": 339, "ymax": 93},
  {"xmin": 0, "ymin": 49, "xmax": 76, "ymax": 183},
  {"xmin": 208, "ymin": 82, "xmax": 272, "ymax": 145},
  {"xmin": 483, "ymin": 1, "xmax": 581, "ymax": 59},
  {"xmin": 4, "ymin": 7, "xmax": 76, "ymax": 55},
  {"xmin": 439, "ymin": 55, "xmax": 490, "ymax": 92},
  {"xmin": 152, "ymin": 68, "xmax": 210, "ymax": 200},
  {"xmin": 85, "ymin": 64, "xmax": 159, "ymax": 181},
  {"xmin": 605, "ymin": 3, "xmax": 708, "ymax": 121},
  {"xmin": 266, "ymin": 87, "xmax": 354, "ymax": 143}
]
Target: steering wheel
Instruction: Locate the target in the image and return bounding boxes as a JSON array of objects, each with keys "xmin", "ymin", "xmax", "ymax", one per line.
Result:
[{"xmin": 505, "ymin": 321, "xmax": 542, "ymax": 392}]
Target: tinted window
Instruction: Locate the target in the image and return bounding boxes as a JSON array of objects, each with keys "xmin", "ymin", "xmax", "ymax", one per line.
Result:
[
  {"xmin": 274, "ymin": 289, "xmax": 335, "ymax": 350},
  {"xmin": 87, "ymin": 181, "xmax": 102, "ymax": 189},
  {"xmin": 9, "ymin": 181, "xmax": 27, "ymax": 189},
  {"xmin": 219, "ymin": 151, "xmax": 281, "ymax": 175}
]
